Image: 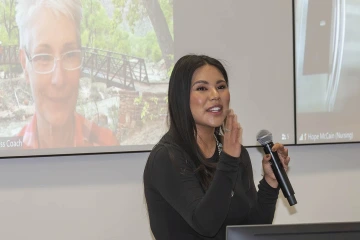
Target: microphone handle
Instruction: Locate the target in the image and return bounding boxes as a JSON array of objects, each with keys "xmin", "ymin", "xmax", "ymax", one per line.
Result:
[{"xmin": 263, "ymin": 142, "xmax": 297, "ymax": 206}]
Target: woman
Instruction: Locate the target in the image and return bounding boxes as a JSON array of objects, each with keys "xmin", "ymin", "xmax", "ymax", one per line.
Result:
[
  {"xmin": 143, "ymin": 55, "xmax": 290, "ymax": 239},
  {"xmin": 15, "ymin": 0, "xmax": 118, "ymax": 149}
]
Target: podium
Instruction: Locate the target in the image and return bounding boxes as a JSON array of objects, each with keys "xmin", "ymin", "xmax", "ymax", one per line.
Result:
[{"xmin": 226, "ymin": 221, "xmax": 360, "ymax": 240}]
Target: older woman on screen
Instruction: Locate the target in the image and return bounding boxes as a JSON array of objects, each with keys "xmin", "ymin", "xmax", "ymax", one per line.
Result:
[
  {"xmin": 143, "ymin": 55, "xmax": 292, "ymax": 239},
  {"xmin": 15, "ymin": 0, "xmax": 118, "ymax": 149}
]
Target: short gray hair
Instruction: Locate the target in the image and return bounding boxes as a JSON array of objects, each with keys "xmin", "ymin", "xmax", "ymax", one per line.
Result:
[{"xmin": 16, "ymin": 0, "xmax": 82, "ymax": 50}]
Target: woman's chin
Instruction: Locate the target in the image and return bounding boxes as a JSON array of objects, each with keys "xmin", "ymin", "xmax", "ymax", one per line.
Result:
[{"xmin": 207, "ymin": 121, "xmax": 225, "ymax": 129}]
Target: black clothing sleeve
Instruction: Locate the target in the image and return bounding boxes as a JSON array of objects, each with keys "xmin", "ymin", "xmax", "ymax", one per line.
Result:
[{"xmin": 240, "ymin": 148, "xmax": 280, "ymax": 224}]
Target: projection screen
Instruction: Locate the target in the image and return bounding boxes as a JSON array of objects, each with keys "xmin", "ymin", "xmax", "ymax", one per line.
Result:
[
  {"xmin": 0, "ymin": 0, "xmax": 294, "ymax": 157},
  {"xmin": 295, "ymin": 0, "xmax": 360, "ymax": 144}
]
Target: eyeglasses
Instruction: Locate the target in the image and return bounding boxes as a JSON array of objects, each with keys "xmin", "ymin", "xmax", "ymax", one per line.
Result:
[{"xmin": 25, "ymin": 49, "xmax": 83, "ymax": 74}]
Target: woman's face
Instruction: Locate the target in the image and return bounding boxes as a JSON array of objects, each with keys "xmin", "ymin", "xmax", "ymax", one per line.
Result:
[
  {"xmin": 20, "ymin": 8, "xmax": 81, "ymax": 127},
  {"xmin": 190, "ymin": 64, "xmax": 230, "ymax": 131}
]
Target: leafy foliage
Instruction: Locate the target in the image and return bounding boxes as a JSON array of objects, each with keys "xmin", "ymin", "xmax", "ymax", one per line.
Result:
[
  {"xmin": 134, "ymin": 95, "xmax": 168, "ymax": 123},
  {"xmin": 0, "ymin": 0, "xmax": 18, "ymax": 45},
  {"xmin": 110, "ymin": 0, "xmax": 173, "ymax": 63}
]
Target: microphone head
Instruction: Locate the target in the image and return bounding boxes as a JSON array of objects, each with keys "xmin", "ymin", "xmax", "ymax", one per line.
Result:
[{"xmin": 256, "ymin": 129, "xmax": 273, "ymax": 145}]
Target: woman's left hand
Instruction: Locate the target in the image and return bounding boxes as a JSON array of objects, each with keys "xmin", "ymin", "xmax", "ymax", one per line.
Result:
[{"xmin": 262, "ymin": 143, "xmax": 290, "ymax": 188}]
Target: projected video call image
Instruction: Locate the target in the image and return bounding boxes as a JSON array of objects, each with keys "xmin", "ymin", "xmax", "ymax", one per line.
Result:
[
  {"xmin": 5, "ymin": 0, "xmax": 355, "ymax": 156},
  {"xmin": 295, "ymin": 0, "xmax": 360, "ymax": 144},
  {"xmin": 0, "ymin": 0, "xmax": 173, "ymax": 155}
]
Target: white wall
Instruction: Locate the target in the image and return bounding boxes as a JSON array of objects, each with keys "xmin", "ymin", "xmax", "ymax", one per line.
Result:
[{"xmin": 0, "ymin": 143, "xmax": 359, "ymax": 239}]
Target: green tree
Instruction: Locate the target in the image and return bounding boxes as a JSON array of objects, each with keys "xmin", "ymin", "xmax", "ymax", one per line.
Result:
[
  {"xmin": 142, "ymin": 0, "xmax": 173, "ymax": 70},
  {"xmin": 112, "ymin": 0, "xmax": 174, "ymax": 70},
  {"xmin": 0, "ymin": 0, "xmax": 18, "ymax": 44},
  {"xmin": 81, "ymin": 0, "xmax": 114, "ymax": 49}
]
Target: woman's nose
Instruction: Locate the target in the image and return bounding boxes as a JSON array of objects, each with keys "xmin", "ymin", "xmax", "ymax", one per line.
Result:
[
  {"xmin": 210, "ymin": 88, "xmax": 220, "ymax": 100},
  {"xmin": 51, "ymin": 60, "xmax": 65, "ymax": 86}
]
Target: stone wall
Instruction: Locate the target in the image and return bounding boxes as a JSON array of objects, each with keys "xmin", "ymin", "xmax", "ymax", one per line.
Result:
[{"xmin": 117, "ymin": 90, "xmax": 167, "ymax": 142}]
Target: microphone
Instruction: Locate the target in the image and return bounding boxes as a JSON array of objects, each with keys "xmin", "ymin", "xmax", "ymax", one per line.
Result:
[{"xmin": 256, "ymin": 129, "xmax": 297, "ymax": 206}]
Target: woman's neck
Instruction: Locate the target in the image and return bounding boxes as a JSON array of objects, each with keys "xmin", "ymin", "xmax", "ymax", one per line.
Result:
[
  {"xmin": 36, "ymin": 114, "xmax": 75, "ymax": 148},
  {"xmin": 196, "ymin": 125, "xmax": 216, "ymax": 158}
]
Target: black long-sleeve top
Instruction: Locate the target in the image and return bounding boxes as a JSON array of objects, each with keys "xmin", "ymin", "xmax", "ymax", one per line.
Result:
[{"xmin": 143, "ymin": 133, "xmax": 279, "ymax": 240}]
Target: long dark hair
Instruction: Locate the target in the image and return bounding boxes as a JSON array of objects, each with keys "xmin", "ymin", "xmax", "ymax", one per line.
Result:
[{"xmin": 167, "ymin": 54, "xmax": 229, "ymax": 189}]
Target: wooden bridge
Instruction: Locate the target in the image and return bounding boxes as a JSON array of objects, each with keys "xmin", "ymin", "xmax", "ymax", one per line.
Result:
[{"xmin": 0, "ymin": 45, "xmax": 149, "ymax": 90}]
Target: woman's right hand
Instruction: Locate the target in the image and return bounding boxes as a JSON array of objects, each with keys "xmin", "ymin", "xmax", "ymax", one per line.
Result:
[{"xmin": 222, "ymin": 109, "xmax": 243, "ymax": 158}]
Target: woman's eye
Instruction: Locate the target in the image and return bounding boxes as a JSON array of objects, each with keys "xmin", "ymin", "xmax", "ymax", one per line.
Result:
[
  {"xmin": 33, "ymin": 55, "xmax": 52, "ymax": 62},
  {"xmin": 218, "ymin": 85, "xmax": 227, "ymax": 89},
  {"xmin": 196, "ymin": 87, "xmax": 207, "ymax": 91}
]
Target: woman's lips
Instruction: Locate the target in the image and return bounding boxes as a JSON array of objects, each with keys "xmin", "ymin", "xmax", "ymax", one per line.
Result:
[{"xmin": 206, "ymin": 105, "xmax": 223, "ymax": 115}]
